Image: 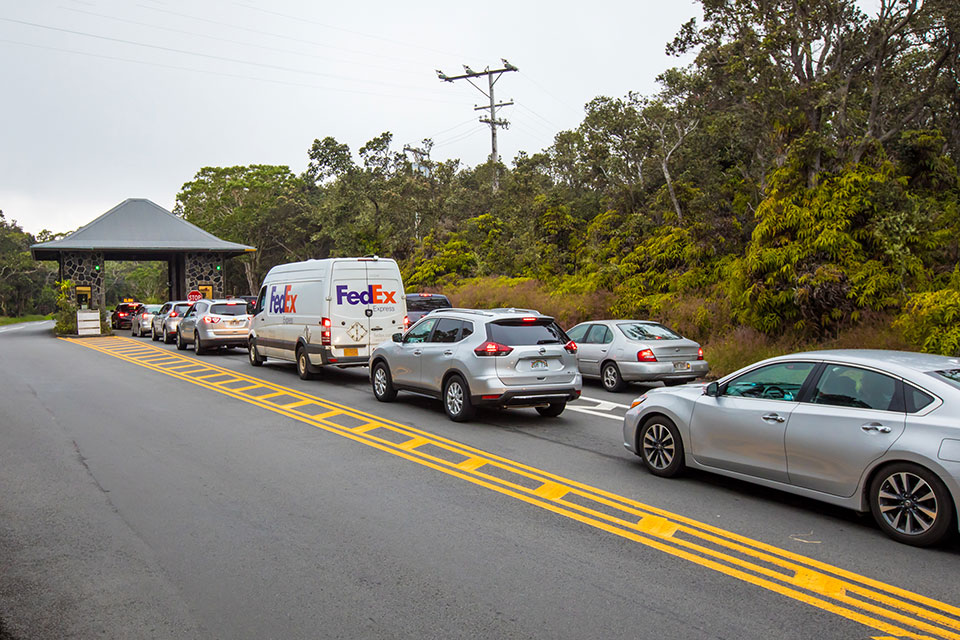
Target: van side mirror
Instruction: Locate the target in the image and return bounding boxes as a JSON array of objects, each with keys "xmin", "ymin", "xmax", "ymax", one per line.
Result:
[
  {"xmin": 704, "ymin": 382, "xmax": 720, "ymax": 397},
  {"xmin": 392, "ymin": 333, "xmax": 403, "ymax": 343}
]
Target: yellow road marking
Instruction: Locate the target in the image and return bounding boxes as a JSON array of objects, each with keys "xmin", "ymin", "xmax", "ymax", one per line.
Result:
[{"xmin": 65, "ymin": 336, "xmax": 960, "ymax": 639}]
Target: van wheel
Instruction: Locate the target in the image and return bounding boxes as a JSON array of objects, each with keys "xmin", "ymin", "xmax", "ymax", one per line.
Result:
[
  {"xmin": 443, "ymin": 375, "xmax": 475, "ymax": 422},
  {"xmin": 536, "ymin": 402, "xmax": 566, "ymax": 417},
  {"xmin": 249, "ymin": 340, "xmax": 265, "ymax": 367},
  {"xmin": 296, "ymin": 346, "xmax": 316, "ymax": 380},
  {"xmin": 176, "ymin": 329, "xmax": 187, "ymax": 351},
  {"xmin": 372, "ymin": 361, "xmax": 397, "ymax": 402}
]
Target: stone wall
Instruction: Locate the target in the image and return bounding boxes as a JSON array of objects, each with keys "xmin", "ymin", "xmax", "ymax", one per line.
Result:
[
  {"xmin": 60, "ymin": 251, "xmax": 104, "ymax": 308},
  {"xmin": 185, "ymin": 252, "xmax": 223, "ymax": 298}
]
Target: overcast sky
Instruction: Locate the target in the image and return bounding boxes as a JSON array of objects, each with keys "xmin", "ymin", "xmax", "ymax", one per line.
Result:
[{"xmin": 1, "ymin": 0, "xmax": 701, "ymax": 235}]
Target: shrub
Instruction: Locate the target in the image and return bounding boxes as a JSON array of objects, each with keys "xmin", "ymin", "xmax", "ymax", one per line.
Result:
[
  {"xmin": 53, "ymin": 280, "xmax": 77, "ymax": 334},
  {"xmin": 895, "ymin": 288, "xmax": 960, "ymax": 356}
]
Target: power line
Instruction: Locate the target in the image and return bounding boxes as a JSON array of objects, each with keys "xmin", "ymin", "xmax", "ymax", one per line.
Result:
[
  {"xmin": 437, "ymin": 59, "xmax": 519, "ymax": 192},
  {"xmin": 425, "ymin": 116, "xmax": 480, "ymax": 141}
]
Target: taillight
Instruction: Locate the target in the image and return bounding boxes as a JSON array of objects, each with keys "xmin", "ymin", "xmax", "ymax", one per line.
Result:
[
  {"xmin": 321, "ymin": 317, "xmax": 331, "ymax": 346},
  {"xmin": 169, "ymin": 311, "xmax": 178, "ymax": 318},
  {"xmin": 474, "ymin": 341, "xmax": 513, "ymax": 357},
  {"xmin": 697, "ymin": 347, "xmax": 704, "ymax": 360},
  {"xmin": 522, "ymin": 316, "xmax": 537, "ymax": 322},
  {"xmin": 638, "ymin": 349, "xmax": 657, "ymax": 362},
  {"xmin": 203, "ymin": 316, "xmax": 221, "ymax": 324},
  {"xmin": 118, "ymin": 312, "xmax": 127, "ymax": 317},
  {"xmin": 564, "ymin": 340, "xmax": 577, "ymax": 354},
  {"xmin": 403, "ymin": 315, "xmax": 410, "ymax": 330}
]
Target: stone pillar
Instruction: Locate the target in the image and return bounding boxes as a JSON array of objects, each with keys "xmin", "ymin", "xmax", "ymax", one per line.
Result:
[
  {"xmin": 184, "ymin": 252, "xmax": 224, "ymax": 298},
  {"xmin": 59, "ymin": 251, "xmax": 105, "ymax": 309}
]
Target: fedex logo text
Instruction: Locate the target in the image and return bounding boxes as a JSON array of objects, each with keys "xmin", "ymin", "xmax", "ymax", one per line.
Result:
[
  {"xmin": 269, "ymin": 285, "xmax": 298, "ymax": 314},
  {"xmin": 336, "ymin": 284, "xmax": 397, "ymax": 305}
]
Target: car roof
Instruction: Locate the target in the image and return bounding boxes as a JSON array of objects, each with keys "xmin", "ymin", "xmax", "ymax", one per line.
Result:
[
  {"xmin": 425, "ymin": 307, "xmax": 551, "ymax": 322},
  {"xmin": 763, "ymin": 349, "xmax": 960, "ymax": 376}
]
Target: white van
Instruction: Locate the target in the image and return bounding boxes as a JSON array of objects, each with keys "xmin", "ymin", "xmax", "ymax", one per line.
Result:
[{"xmin": 248, "ymin": 257, "xmax": 407, "ymax": 378}]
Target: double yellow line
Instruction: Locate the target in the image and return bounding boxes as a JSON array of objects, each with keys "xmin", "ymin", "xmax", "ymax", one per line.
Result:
[{"xmin": 67, "ymin": 336, "xmax": 960, "ymax": 640}]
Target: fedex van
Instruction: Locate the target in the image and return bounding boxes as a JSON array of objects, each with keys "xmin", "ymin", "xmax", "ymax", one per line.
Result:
[{"xmin": 248, "ymin": 257, "xmax": 407, "ymax": 379}]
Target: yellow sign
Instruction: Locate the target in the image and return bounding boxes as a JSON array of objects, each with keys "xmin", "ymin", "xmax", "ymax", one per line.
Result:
[{"xmin": 198, "ymin": 285, "xmax": 213, "ymax": 299}]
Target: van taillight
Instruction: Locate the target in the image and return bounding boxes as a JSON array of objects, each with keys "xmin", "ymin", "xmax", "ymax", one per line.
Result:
[
  {"xmin": 474, "ymin": 341, "xmax": 513, "ymax": 357},
  {"xmin": 321, "ymin": 317, "xmax": 331, "ymax": 346},
  {"xmin": 638, "ymin": 349, "xmax": 657, "ymax": 362}
]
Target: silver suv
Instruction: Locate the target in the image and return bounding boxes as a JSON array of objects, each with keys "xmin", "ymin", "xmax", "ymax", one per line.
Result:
[
  {"xmin": 369, "ymin": 308, "xmax": 582, "ymax": 421},
  {"xmin": 150, "ymin": 300, "xmax": 192, "ymax": 343},
  {"xmin": 176, "ymin": 299, "xmax": 253, "ymax": 354}
]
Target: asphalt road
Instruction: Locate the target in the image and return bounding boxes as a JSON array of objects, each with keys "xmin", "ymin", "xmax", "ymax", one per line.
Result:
[{"xmin": 1, "ymin": 321, "xmax": 959, "ymax": 639}]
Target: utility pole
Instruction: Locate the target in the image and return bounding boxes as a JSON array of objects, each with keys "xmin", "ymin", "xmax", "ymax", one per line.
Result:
[{"xmin": 437, "ymin": 59, "xmax": 518, "ymax": 192}]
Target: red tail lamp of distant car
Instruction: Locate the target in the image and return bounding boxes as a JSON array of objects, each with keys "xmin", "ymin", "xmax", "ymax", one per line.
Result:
[
  {"xmin": 168, "ymin": 311, "xmax": 178, "ymax": 318},
  {"xmin": 403, "ymin": 315, "xmax": 410, "ymax": 330},
  {"xmin": 118, "ymin": 312, "xmax": 127, "ymax": 317},
  {"xmin": 320, "ymin": 317, "xmax": 332, "ymax": 346},
  {"xmin": 564, "ymin": 340, "xmax": 578, "ymax": 354},
  {"xmin": 522, "ymin": 316, "xmax": 537, "ymax": 323},
  {"xmin": 203, "ymin": 316, "xmax": 221, "ymax": 324},
  {"xmin": 697, "ymin": 347, "xmax": 704, "ymax": 360},
  {"xmin": 637, "ymin": 349, "xmax": 657, "ymax": 362},
  {"xmin": 474, "ymin": 341, "xmax": 513, "ymax": 357}
]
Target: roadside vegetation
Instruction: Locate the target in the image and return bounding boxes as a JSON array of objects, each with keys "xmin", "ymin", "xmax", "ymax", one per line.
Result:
[
  {"xmin": 2, "ymin": 0, "xmax": 958, "ymax": 372},
  {"xmin": 0, "ymin": 314, "xmax": 51, "ymax": 326}
]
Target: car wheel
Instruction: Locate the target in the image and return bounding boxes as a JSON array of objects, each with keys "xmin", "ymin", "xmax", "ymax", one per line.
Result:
[
  {"xmin": 163, "ymin": 327, "xmax": 171, "ymax": 344},
  {"xmin": 638, "ymin": 415, "xmax": 685, "ymax": 478},
  {"xmin": 249, "ymin": 340, "xmax": 265, "ymax": 367},
  {"xmin": 151, "ymin": 326, "xmax": 159, "ymax": 341},
  {"xmin": 194, "ymin": 334, "xmax": 204, "ymax": 355},
  {"xmin": 176, "ymin": 329, "xmax": 187, "ymax": 351},
  {"xmin": 371, "ymin": 361, "xmax": 397, "ymax": 402},
  {"xmin": 869, "ymin": 463, "xmax": 954, "ymax": 547},
  {"xmin": 296, "ymin": 346, "xmax": 315, "ymax": 380},
  {"xmin": 131, "ymin": 323, "xmax": 138, "ymax": 337},
  {"xmin": 443, "ymin": 374, "xmax": 475, "ymax": 422},
  {"xmin": 601, "ymin": 361, "xmax": 626, "ymax": 392},
  {"xmin": 536, "ymin": 402, "xmax": 566, "ymax": 417}
]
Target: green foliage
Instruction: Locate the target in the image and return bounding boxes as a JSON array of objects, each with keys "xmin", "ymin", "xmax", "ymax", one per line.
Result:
[
  {"xmin": 54, "ymin": 280, "xmax": 76, "ymax": 334},
  {"xmin": 896, "ymin": 286, "xmax": 960, "ymax": 356}
]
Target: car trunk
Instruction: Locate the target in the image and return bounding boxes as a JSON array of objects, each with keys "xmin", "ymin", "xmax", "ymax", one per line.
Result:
[
  {"xmin": 489, "ymin": 319, "xmax": 578, "ymax": 387},
  {"xmin": 633, "ymin": 338, "xmax": 700, "ymax": 362}
]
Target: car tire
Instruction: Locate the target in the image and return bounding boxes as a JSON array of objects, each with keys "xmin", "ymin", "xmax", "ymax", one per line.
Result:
[
  {"xmin": 131, "ymin": 323, "xmax": 138, "ymax": 337},
  {"xmin": 638, "ymin": 415, "xmax": 685, "ymax": 478},
  {"xmin": 443, "ymin": 374, "xmax": 475, "ymax": 422},
  {"xmin": 536, "ymin": 402, "xmax": 566, "ymax": 417},
  {"xmin": 176, "ymin": 329, "xmax": 187, "ymax": 351},
  {"xmin": 151, "ymin": 326, "xmax": 159, "ymax": 341},
  {"xmin": 601, "ymin": 361, "xmax": 626, "ymax": 392},
  {"xmin": 296, "ymin": 346, "xmax": 316, "ymax": 380},
  {"xmin": 249, "ymin": 340, "xmax": 265, "ymax": 367},
  {"xmin": 194, "ymin": 334, "xmax": 205, "ymax": 355},
  {"xmin": 869, "ymin": 462, "xmax": 954, "ymax": 547},
  {"xmin": 162, "ymin": 327, "xmax": 171, "ymax": 344},
  {"xmin": 371, "ymin": 361, "xmax": 397, "ymax": 402}
]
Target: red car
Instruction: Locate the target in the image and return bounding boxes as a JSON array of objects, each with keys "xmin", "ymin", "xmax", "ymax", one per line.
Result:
[{"xmin": 110, "ymin": 302, "xmax": 143, "ymax": 330}]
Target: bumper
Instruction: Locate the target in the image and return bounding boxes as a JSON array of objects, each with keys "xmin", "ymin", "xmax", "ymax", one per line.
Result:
[
  {"xmin": 197, "ymin": 325, "xmax": 250, "ymax": 347},
  {"xmin": 617, "ymin": 360, "xmax": 710, "ymax": 382},
  {"xmin": 472, "ymin": 387, "xmax": 582, "ymax": 407},
  {"xmin": 307, "ymin": 345, "xmax": 368, "ymax": 368}
]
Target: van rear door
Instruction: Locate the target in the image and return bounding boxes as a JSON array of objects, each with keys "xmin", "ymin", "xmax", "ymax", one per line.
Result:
[
  {"xmin": 329, "ymin": 260, "xmax": 371, "ymax": 359},
  {"xmin": 363, "ymin": 260, "xmax": 404, "ymax": 349}
]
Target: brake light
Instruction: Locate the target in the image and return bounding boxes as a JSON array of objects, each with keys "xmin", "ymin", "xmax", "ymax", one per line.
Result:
[
  {"xmin": 474, "ymin": 341, "xmax": 513, "ymax": 357},
  {"xmin": 697, "ymin": 347, "xmax": 704, "ymax": 360},
  {"xmin": 564, "ymin": 340, "xmax": 577, "ymax": 354},
  {"xmin": 118, "ymin": 312, "xmax": 127, "ymax": 317},
  {"xmin": 203, "ymin": 316, "xmax": 221, "ymax": 324},
  {"xmin": 403, "ymin": 315, "xmax": 410, "ymax": 330},
  {"xmin": 169, "ymin": 311, "xmax": 178, "ymax": 318},
  {"xmin": 638, "ymin": 349, "xmax": 657, "ymax": 362},
  {"xmin": 321, "ymin": 317, "xmax": 331, "ymax": 346},
  {"xmin": 522, "ymin": 316, "xmax": 537, "ymax": 322}
]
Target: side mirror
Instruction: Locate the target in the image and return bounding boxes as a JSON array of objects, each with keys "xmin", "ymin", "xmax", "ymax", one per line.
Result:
[
  {"xmin": 704, "ymin": 382, "xmax": 720, "ymax": 397},
  {"xmin": 392, "ymin": 332, "xmax": 403, "ymax": 343}
]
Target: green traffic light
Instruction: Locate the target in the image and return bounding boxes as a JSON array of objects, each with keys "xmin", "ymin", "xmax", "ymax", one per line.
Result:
[{"xmin": 216, "ymin": 265, "xmax": 222, "ymax": 271}]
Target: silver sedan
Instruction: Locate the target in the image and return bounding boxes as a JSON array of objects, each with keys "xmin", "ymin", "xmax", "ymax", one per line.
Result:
[
  {"xmin": 565, "ymin": 320, "xmax": 708, "ymax": 391},
  {"xmin": 623, "ymin": 349, "xmax": 960, "ymax": 546}
]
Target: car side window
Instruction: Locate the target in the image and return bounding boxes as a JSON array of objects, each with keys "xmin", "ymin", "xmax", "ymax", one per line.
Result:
[
  {"xmin": 184, "ymin": 304, "xmax": 196, "ymax": 317},
  {"xmin": 600, "ymin": 326, "xmax": 613, "ymax": 344},
  {"xmin": 160, "ymin": 304, "xmax": 170, "ymax": 314},
  {"xmin": 431, "ymin": 318, "xmax": 462, "ymax": 343},
  {"xmin": 811, "ymin": 364, "xmax": 899, "ymax": 411},
  {"xmin": 905, "ymin": 385, "xmax": 935, "ymax": 413},
  {"xmin": 566, "ymin": 324, "xmax": 589, "ymax": 342},
  {"xmin": 404, "ymin": 318, "xmax": 437, "ymax": 344},
  {"xmin": 583, "ymin": 325, "xmax": 607, "ymax": 344},
  {"xmin": 724, "ymin": 362, "xmax": 817, "ymax": 401},
  {"xmin": 460, "ymin": 321, "xmax": 474, "ymax": 341},
  {"xmin": 255, "ymin": 287, "xmax": 266, "ymax": 314}
]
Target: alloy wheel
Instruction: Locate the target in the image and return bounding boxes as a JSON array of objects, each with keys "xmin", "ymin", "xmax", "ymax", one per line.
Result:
[
  {"xmin": 642, "ymin": 422, "xmax": 676, "ymax": 470},
  {"xmin": 877, "ymin": 471, "xmax": 939, "ymax": 536},
  {"xmin": 373, "ymin": 367, "xmax": 387, "ymax": 397},
  {"xmin": 446, "ymin": 381, "xmax": 464, "ymax": 415}
]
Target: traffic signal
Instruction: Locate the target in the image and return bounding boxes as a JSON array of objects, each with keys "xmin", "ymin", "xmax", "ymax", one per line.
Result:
[
  {"xmin": 216, "ymin": 264, "xmax": 222, "ymax": 271},
  {"xmin": 94, "ymin": 264, "xmax": 101, "ymax": 272}
]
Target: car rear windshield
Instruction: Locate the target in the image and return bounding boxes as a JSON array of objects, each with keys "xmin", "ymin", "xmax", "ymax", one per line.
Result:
[
  {"xmin": 407, "ymin": 296, "xmax": 451, "ymax": 312},
  {"xmin": 173, "ymin": 304, "xmax": 191, "ymax": 314},
  {"xmin": 487, "ymin": 320, "xmax": 568, "ymax": 345},
  {"xmin": 932, "ymin": 369, "xmax": 960, "ymax": 390},
  {"xmin": 210, "ymin": 303, "xmax": 252, "ymax": 316},
  {"xmin": 118, "ymin": 304, "xmax": 140, "ymax": 312},
  {"xmin": 145, "ymin": 305, "xmax": 162, "ymax": 313},
  {"xmin": 617, "ymin": 322, "xmax": 681, "ymax": 341}
]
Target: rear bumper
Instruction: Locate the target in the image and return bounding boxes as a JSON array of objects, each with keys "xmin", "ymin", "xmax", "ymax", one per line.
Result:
[
  {"xmin": 197, "ymin": 325, "xmax": 250, "ymax": 347},
  {"xmin": 617, "ymin": 360, "xmax": 710, "ymax": 381},
  {"xmin": 472, "ymin": 386, "xmax": 582, "ymax": 408},
  {"xmin": 307, "ymin": 344, "xmax": 369, "ymax": 368}
]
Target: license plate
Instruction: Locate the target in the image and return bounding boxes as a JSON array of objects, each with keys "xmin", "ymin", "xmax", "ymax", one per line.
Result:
[
  {"xmin": 531, "ymin": 359, "xmax": 548, "ymax": 370},
  {"xmin": 673, "ymin": 361, "xmax": 691, "ymax": 370},
  {"xmin": 343, "ymin": 347, "xmax": 358, "ymax": 357}
]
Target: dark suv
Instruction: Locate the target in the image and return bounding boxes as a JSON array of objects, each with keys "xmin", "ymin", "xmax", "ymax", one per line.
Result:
[
  {"xmin": 110, "ymin": 302, "xmax": 143, "ymax": 330},
  {"xmin": 405, "ymin": 293, "xmax": 452, "ymax": 323}
]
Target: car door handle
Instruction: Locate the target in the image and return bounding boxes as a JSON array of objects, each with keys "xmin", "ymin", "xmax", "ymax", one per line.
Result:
[
  {"xmin": 761, "ymin": 413, "xmax": 786, "ymax": 423},
  {"xmin": 861, "ymin": 423, "xmax": 892, "ymax": 433},
  {"xmin": 443, "ymin": 350, "xmax": 453, "ymax": 355},
  {"xmin": 413, "ymin": 350, "xmax": 422, "ymax": 356},
  {"xmin": 600, "ymin": 349, "xmax": 607, "ymax": 353}
]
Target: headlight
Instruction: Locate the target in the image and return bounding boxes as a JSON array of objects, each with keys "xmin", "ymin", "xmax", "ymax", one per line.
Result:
[{"xmin": 630, "ymin": 396, "xmax": 647, "ymax": 409}]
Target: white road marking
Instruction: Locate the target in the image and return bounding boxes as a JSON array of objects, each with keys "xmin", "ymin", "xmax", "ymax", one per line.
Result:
[
  {"xmin": 566, "ymin": 406, "xmax": 623, "ymax": 421},
  {"xmin": 576, "ymin": 395, "xmax": 631, "ymax": 410}
]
